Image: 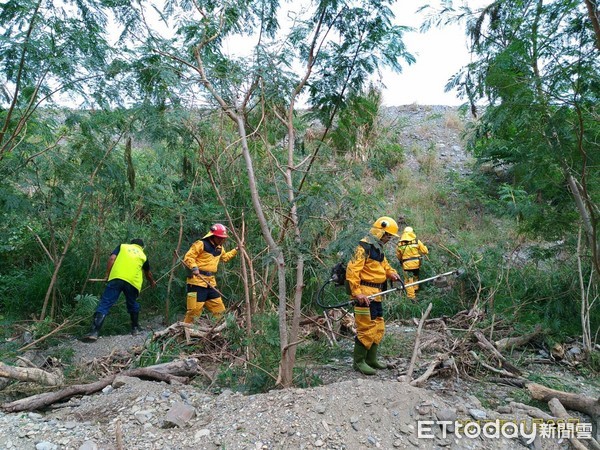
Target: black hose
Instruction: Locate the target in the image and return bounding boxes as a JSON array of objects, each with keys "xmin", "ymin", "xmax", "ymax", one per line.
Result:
[{"xmin": 315, "ymin": 278, "xmax": 353, "ymax": 309}]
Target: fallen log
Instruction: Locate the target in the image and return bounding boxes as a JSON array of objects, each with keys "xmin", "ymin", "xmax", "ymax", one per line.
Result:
[
  {"xmin": 152, "ymin": 321, "xmax": 226, "ymax": 339},
  {"xmin": 142, "ymin": 358, "xmax": 201, "ymax": 377},
  {"xmin": 509, "ymin": 401, "xmax": 555, "ymax": 421},
  {"xmin": 528, "ymin": 383, "xmax": 600, "ymax": 441},
  {"xmin": 495, "ymin": 324, "xmax": 543, "ymax": 352},
  {"xmin": 548, "ymin": 398, "xmax": 597, "ymax": 450},
  {"xmin": 1, "ymin": 361, "xmax": 195, "ymax": 412},
  {"xmin": 0, "ymin": 362, "xmax": 64, "ymax": 387}
]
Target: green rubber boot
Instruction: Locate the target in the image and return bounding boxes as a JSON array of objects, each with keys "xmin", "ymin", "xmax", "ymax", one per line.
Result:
[
  {"xmin": 366, "ymin": 343, "xmax": 388, "ymax": 370},
  {"xmin": 353, "ymin": 338, "xmax": 376, "ymax": 375}
]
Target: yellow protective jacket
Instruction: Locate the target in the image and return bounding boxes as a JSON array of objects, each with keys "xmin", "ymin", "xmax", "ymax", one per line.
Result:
[
  {"xmin": 184, "ymin": 236, "xmax": 237, "ymax": 288},
  {"xmin": 346, "ymin": 230, "xmax": 398, "ymax": 297},
  {"xmin": 396, "ymin": 229, "xmax": 428, "ymax": 271},
  {"xmin": 108, "ymin": 243, "xmax": 147, "ymax": 291}
]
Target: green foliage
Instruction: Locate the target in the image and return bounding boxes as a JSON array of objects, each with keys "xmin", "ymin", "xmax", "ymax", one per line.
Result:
[
  {"xmin": 367, "ymin": 143, "xmax": 404, "ymax": 180},
  {"xmin": 217, "ymin": 314, "xmax": 280, "ymax": 394},
  {"xmin": 135, "ymin": 338, "xmax": 182, "ymax": 368},
  {"xmin": 329, "ymin": 88, "xmax": 381, "ymax": 156}
]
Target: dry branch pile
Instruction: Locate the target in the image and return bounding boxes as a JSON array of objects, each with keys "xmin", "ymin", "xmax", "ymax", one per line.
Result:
[
  {"xmin": 396, "ymin": 303, "xmax": 600, "ymax": 443},
  {"xmin": 0, "ymin": 319, "xmax": 236, "ymax": 413}
]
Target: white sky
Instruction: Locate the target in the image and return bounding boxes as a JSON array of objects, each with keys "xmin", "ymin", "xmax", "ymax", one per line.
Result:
[
  {"xmin": 381, "ymin": 1, "xmax": 484, "ymax": 106},
  {"xmin": 214, "ymin": 1, "xmax": 488, "ymax": 107}
]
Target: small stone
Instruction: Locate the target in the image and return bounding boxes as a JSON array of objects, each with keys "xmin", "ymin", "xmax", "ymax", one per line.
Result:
[
  {"xmin": 436, "ymin": 408, "xmax": 457, "ymax": 423},
  {"xmin": 35, "ymin": 443, "xmax": 57, "ymax": 450},
  {"xmin": 194, "ymin": 429, "xmax": 211, "ymax": 440},
  {"xmin": 163, "ymin": 402, "xmax": 196, "ymax": 428},
  {"xmin": 314, "ymin": 439, "xmax": 324, "ymax": 447},
  {"xmin": 134, "ymin": 410, "xmax": 154, "ymax": 424},
  {"xmin": 399, "ymin": 424, "xmax": 411, "ymax": 435},
  {"xmin": 78, "ymin": 441, "xmax": 99, "ymax": 450},
  {"xmin": 468, "ymin": 408, "xmax": 487, "ymax": 420}
]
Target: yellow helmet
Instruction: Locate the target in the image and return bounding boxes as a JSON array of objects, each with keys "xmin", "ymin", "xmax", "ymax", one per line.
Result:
[{"xmin": 372, "ymin": 216, "xmax": 399, "ymax": 237}]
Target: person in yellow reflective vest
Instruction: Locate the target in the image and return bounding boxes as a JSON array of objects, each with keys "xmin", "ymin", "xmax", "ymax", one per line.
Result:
[
  {"xmin": 82, "ymin": 239, "xmax": 156, "ymax": 342},
  {"xmin": 346, "ymin": 216, "xmax": 401, "ymax": 375},
  {"xmin": 396, "ymin": 226, "xmax": 429, "ymax": 300},
  {"xmin": 183, "ymin": 223, "xmax": 237, "ymax": 323}
]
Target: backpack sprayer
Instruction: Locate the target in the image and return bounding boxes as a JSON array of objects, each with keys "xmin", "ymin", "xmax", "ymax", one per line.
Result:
[{"xmin": 316, "ymin": 264, "xmax": 459, "ymax": 309}]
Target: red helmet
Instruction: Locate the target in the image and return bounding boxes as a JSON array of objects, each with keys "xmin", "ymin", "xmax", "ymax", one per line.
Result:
[{"xmin": 208, "ymin": 223, "xmax": 228, "ymax": 238}]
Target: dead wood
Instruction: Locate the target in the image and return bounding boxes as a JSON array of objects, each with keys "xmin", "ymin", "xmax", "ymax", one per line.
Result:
[
  {"xmin": 410, "ymin": 354, "xmax": 446, "ymax": 387},
  {"xmin": 144, "ymin": 358, "xmax": 202, "ymax": 377},
  {"xmin": 1, "ymin": 361, "xmax": 196, "ymax": 413},
  {"xmin": 469, "ymin": 351, "xmax": 522, "ymax": 379},
  {"xmin": 488, "ymin": 377, "xmax": 528, "ymax": 388},
  {"xmin": 509, "ymin": 401, "xmax": 555, "ymax": 420},
  {"xmin": 116, "ymin": 418, "xmax": 124, "ymax": 450},
  {"xmin": 474, "ymin": 331, "xmax": 522, "ymax": 375},
  {"xmin": 0, "ymin": 361, "xmax": 64, "ymax": 386},
  {"xmin": 18, "ymin": 319, "xmax": 75, "ymax": 352},
  {"xmin": 548, "ymin": 398, "xmax": 595, "ymax": 450},
  {"xmin": 528, "ymin": 383, "xmax": 600, "ymax": 441},
  {"xmin": 494, "ymin": 324, "xmax": 543, "ymax": 352},
  {"xmin": 152, "ymin": 321, "xmax": 227, "ymax": 340},
  {"xmin": 403, "ymin": 303, "xmax": 433, "ymax": 383}
]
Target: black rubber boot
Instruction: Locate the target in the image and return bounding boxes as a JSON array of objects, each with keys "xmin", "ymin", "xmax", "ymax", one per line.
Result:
[
  {"xmin": 82, "ymin": 312, "xmax": 106, "ymax": 342},
  {"xmin": 366, "ymin": 343, "xmax": 388, "ymax": 369},
  {"xmin": 130, "ymin": 312, "xmax": 142, "ymax": 336},
  {"xmin": 352, "ymin": 338, "xmax": 376, "ymax": 375}
]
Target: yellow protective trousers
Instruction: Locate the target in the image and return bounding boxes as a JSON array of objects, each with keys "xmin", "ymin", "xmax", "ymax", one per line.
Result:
[
  {"xmin": 353, "ymin": 285, "xmax": 385, "ymax": 349},
  {"xmin": 183, "ymin": 288, "xmax": 225, "ymax": 323},
  {"xmin": 404, "ymin": 269, "xmax": 420, "ymax": 299}
]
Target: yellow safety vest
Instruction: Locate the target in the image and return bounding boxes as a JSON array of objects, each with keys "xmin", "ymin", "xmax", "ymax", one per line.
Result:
[{"xmin": 108, "ymin": 243, "xmax": 147, "ymax": 291}]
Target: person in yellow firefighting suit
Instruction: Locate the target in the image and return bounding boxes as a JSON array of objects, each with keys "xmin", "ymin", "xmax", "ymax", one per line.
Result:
[
  {"xmin": 183, "ymin": 223, "xmax": 237, "ymax": 323},
  {"xmin": 346, "ymin": 217, "xmax": 401, "ymax": 375},
  {"xmin": 396, "ymin": 226, "xmax": 429, "ymax": 300}
]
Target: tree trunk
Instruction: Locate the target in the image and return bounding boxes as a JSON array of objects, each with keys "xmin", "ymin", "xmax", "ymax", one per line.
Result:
[
  {"xmin": 584, "ymin": 0, "xmax": 600, "ymax": 52},
  {"xmin": 2, "ymin": 361, "xmax": 195, "ymax": 412},
  {"xmin": 494, "ymin": 324, "xmax": 543, "ymax": 352},
  {"xmin": 548, "ymin": 398, "xmax": 597, "ymax": 449},
  {"xmin": 0, "ymin": 362, "xmax": 64, "ymax": 386},
  {"xmin": 528, "ymin": 382, "xmax": 600, "ymax": 440}
]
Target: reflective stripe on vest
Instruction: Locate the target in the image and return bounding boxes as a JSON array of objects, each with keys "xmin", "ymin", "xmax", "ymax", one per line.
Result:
[{"xmin": 108, "ymin": 244, "xmax": 147, "ymax": 291}]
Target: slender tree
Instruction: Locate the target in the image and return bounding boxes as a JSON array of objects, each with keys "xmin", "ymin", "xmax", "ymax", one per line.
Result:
[{"xmin": 115, "ymin": 0, "xmax": 414, "ymax": 387}]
